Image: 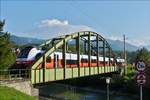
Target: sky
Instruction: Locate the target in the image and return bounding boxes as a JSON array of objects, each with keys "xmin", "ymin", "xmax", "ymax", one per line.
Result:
[{"xmin": 0, "ymin": 0, "xmax": 150, "ymax": 47}]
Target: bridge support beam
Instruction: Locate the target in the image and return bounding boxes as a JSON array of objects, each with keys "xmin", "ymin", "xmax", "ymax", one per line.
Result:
[
  {"xmin": 96, "ymin": 34, "xmax": 99, "ymax": 74},
  {"xmin": 76, "ymin": 32, "xmax": 80, "ymax": 77},
  {"xmin": 42, "ymin": 55, "xmax": 46, "ymax": 82},
  {"xmin": 62, "ymin": 39, "xmax": 66, "ymax": 79},
  {"xmin": 88, "ymin": 32, "xmax": 91, "ymax": 75},
  {"xmin": 66, "ymin": 42, "xmax": 68, "ymax": 52},
  {"xmin": 84, "ymin": 41, "xmax": 87, "ymax": 54},
  {"xmin": 109, "ymin": 48, "xmax": 111, "ymax": 72},
  {"xmin": 103, "ymin": 40, "xmax": 106, "ymax": 73}
]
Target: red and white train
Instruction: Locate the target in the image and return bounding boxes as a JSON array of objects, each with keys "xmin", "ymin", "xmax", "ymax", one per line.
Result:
[{"xmin": 16, "ymin": 46, "xmax": 124, "ymax": 69}]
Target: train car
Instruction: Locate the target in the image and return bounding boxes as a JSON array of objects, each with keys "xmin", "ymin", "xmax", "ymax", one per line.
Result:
[
  {"xmin": 16, "ymin": 46, "xmax": 44, "ymax": 68},
  {"xmin": 116, "ymin": 58, "xmax": 125, "ymax": 67},
  {"xmin": 15, "ymin": 46, "xmax": 116, "ymax": 69}
]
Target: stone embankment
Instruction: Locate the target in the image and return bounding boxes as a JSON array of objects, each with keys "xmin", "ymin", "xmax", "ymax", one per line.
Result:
[{"xmin": 0, "ymin": 80, "xmax": 38, "ymax": 96}]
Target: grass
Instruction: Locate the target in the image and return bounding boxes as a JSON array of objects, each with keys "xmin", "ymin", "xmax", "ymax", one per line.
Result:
[{"xmin": 0, "ymin": 86, "xmax": 36, "ymax": 100}]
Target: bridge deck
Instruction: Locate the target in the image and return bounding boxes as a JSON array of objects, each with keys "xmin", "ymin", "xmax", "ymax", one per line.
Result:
[{"xmin": 31, "ymin": 66, "xmax": 117, "ymax": 84}]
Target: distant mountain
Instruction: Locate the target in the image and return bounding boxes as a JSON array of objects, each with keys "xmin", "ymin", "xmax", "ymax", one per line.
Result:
[
  {"xmin": 10, "ymin": 35, "xmax": 139, "ymax": 51},
  {"xmin": 68, "ymin": 38, "xmax": 138, "ymax": 52},
  {"xmin": 10, "ymin": 35, "xmax": 44, "ymax": 45},
  {"xmin": 145, "ymin": 45, "xmax": 150, "ymax": 51},
  {"xmin": 106, "ymin": 39, "xmax": 138, "ymax": 52}
]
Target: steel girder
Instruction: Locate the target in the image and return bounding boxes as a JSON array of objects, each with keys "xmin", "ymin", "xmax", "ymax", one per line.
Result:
[{"xmin": 31, "ymin": 31, "xmax": 115, "ymax": 70}]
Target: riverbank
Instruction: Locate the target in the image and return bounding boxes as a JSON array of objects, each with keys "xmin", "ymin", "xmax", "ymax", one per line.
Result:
[{"xmin": 0, "ymin": 86, "xmax": 36, "ymax": 100}]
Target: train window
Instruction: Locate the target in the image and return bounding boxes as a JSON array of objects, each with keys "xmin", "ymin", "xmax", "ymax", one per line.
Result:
[
  {"xmin": 66, "ymin": 60, "xmax": 77, "ymax": 65},
  {"xmin": 17, "ymin": 47, "xmax": 33, "ymax": 58},
  {"xmin": 81, "ymin": 59, "xmax": 88, "ymax": 63},
  {"xmin": 46, "ymin": 57, "xmax": 51, "ymax": 62},
  {"xmin": 91, "ymin": 59, "xmax": 97, "ymax": 63}
]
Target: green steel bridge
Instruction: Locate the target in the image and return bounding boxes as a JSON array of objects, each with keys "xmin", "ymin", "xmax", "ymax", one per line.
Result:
[{"xmin": 31, "ymin": 31, "xmax": 119, "ymax": 84}]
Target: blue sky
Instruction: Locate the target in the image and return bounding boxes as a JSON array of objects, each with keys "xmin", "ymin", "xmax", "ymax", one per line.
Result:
[{"xmin": 1, "ymin": 0, "xmax": 150, "ymax": 46}]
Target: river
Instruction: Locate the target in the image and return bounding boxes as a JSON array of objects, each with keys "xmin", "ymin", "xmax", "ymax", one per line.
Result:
[{"xmin": 37, "ymin": 82, "xmax": 138, "ymax": 100}]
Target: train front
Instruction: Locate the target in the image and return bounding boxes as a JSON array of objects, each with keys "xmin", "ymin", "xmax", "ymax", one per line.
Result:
[{"xmin": 15, "ymin": 46, "xmax": 43, "ymax": 69}]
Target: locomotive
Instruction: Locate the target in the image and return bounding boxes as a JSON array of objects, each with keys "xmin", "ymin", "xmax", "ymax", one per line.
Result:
[
  {"xmin": 15, "ymin": 46, "xmax": 123, "ymax": 69},
  {"xmin": 16, "ymin": 46, "xmax": 44, "ymax": 67}
]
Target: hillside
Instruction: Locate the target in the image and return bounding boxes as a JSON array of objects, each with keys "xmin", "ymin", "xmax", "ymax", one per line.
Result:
[
  {"xmin": 107, "ymin": 39, "xmax": 138, "ymax": 52},
  {"xmin": 11, "ymin": 35, "xmax": 139, "ymax": 51},
  {"xmin": 10, "ymin": 35, "xmax": 43, "ymax": 45}
]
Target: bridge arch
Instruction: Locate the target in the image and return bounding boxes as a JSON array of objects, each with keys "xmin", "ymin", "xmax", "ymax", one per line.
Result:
[{"xmin": 31, "ymin": 31, "xmax": 117, "ymax": 84}]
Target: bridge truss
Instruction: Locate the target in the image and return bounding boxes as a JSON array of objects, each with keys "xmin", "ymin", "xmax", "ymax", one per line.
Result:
[{"xmin": 31, "ymin": 31, "xmax": 117, "ymax": 84}]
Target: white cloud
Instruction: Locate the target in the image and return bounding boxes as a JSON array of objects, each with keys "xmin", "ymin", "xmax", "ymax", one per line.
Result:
[
  {"xmin": 19, "ymin": 19, "xmax": 94, "ymax": 39},
  {"xmin": 106, "ymin": 35, "xmax": 122, "ymax": 41},
  {"xmin": 38, "ymin": 19, "xmax": 68, "ymax": 27}
]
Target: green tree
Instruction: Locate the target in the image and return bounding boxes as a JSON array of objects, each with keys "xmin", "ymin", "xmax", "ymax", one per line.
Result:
[
  {"xmin": 126, "ymin": 51, "xmax": 137, "ymax": 64},
  {"xmin": 0, "ymin": 20, "xmax": 5, "ymax": 31},
  {"xmin": 0, "ymin": 20, "xmax": 16, "ymax": 69}
]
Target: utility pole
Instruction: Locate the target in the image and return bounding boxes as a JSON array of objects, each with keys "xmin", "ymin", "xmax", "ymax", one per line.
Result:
[
  {"xmin": 140, "ymin": 85, "xmax": 143, "ymax": 100},
  {"xmin": 123, "ymin": 34, "xmax": 127, "ymax": 75}
]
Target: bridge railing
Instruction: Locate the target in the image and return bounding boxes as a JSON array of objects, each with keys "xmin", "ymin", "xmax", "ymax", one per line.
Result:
[{"xmin": 0, "ymin": 69, "xmax": 31, "ymax": 81}]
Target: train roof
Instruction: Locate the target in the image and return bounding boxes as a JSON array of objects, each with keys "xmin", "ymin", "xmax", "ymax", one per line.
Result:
[{"xmin": 116, "ymin": 59, "xmax": 125, "ymax": 63}]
